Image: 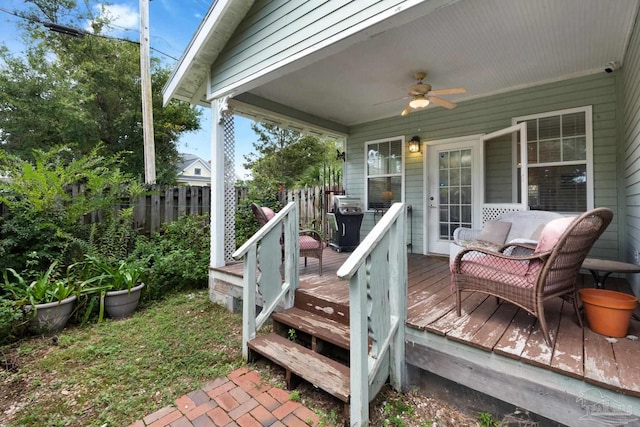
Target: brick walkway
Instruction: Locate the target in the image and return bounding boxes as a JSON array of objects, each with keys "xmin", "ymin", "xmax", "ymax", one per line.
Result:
[{"xmin": 128, "ymin": 367, "xmax": 321, "ymax": 427}]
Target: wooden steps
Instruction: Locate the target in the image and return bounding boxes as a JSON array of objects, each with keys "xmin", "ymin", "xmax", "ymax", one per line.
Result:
[
  {"xmin": 272, "ymin": 307, "xmax": 350, "ymax": 350},
  {"xmin": 247, "ymin": 291, "xmax": 352, "ymax": 406},
  {"xmin": 248, "ymin": 333, "xmax": 350, "ymax": 402}
]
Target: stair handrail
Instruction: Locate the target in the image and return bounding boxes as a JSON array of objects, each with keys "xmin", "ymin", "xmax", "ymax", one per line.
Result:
[
  {"xmin": 337, "ymin": 202, "xmax": 407, "ymax": 426},
  {"xmin": 232, "ymin": 202, "xmax": 300, "ymax": 360}
]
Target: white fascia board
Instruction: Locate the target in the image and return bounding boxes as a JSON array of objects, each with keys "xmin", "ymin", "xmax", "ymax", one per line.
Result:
[{"xmin": 163, "ymin": 0, "xmax": 251, "ymax": 106}]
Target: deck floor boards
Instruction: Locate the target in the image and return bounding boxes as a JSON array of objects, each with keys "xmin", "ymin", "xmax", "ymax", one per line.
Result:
[{"xmin": 216, "ymin": 249, "xmax": 640, "ymax": 398}]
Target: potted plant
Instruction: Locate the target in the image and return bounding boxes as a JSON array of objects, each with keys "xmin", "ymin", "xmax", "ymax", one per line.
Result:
[
  {"xmin": 80, "ymin": 255, "xmax": 147, "ymax": 320},
  {"xmin": 3, "ymin": 261, "xmax": 77, "ymax": 335}
]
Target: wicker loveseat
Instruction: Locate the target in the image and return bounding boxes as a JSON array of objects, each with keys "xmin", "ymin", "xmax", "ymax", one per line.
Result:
[{"xmin": 449, "ymin": 210, "xmax": 565, "ymax": 260}]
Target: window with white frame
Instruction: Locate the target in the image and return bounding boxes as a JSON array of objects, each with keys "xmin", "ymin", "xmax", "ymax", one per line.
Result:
[
  {"xmin": 514, "ymin": 106, "xmax": 592, "ymax": 213},
  {"xmin": 194, "ymin": 168, "xmax": 202, "ymax": 176},
  {"xmin": 365, "ymin": 136, "xmax": 404, "ymax": 210}
]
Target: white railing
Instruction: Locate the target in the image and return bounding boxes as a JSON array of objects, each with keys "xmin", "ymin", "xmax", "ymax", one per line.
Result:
[
  {"xmin": 337, "ymin": 203, "xmax": 407, "ymax": 426},
  {"xmin": 232, "ymin": 202, "xmax": 300, "ymax": 360}
]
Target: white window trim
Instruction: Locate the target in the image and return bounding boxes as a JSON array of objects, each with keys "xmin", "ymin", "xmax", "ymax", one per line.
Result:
[
  {"xmin": 364, "ymin": 135, "xmax": 405, "ymax": 212},
  {"xmin": 512, "ymin": 105, "xmax": 593, "ymax": 213}
]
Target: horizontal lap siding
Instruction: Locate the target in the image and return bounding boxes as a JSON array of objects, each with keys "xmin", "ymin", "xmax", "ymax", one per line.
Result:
[
  {"xmin": 623, "ymin": 12, "xmax": 640, "ymax": 295},
  {"xmin": 209, "ymin": 0, "xmax": 410, "ymax": 94},
  {"xmin": 348, "ymin": 73, "xmax": 620, "ymax": 256}
]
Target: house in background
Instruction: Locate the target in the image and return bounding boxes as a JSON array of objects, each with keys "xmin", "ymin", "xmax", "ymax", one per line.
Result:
[
  {"xmin": 163, "ymin": 0, "xmax": 640, "ymax": 424},
  {"xmin": 176, "ymin": 153, "xmax": 211, "ymax": 186}
]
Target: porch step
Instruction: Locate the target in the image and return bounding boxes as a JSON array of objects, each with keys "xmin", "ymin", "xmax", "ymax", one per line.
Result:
[
  {"xmin": 247, "ymin": 332, "xmax": 350, "ymax": 403},
  {"xmin": 272, "ymin": 307, "xmax": 350, "ymax": 351},
  {"xmin": 294, "ymin": 287, "xmax": 350, "ymax": 325}
]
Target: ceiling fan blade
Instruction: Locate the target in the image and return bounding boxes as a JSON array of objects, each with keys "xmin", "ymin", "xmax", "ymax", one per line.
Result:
[
  {"xmin": 428, "ymin": 87, "xmax": 466, "ymax": 96},
  {"xmin": 401, "ymin": 105, "xmax": 412, "ymax": 116},
  {"xmin": 429, "ymin": 96, "xmax": 457, "ymax": 109}
]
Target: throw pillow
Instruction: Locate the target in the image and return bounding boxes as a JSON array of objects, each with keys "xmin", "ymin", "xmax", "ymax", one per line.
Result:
[
  {"xmin": 477, "ymin": 220, "xmax": 512, "ymax": 245},
  {"xmin": 534, "ymin": 216, "xmax": 577, "ymax": 253}
]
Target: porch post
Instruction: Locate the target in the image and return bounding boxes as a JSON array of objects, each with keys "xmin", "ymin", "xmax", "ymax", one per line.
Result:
[{"xmin": 210, "ymin": 98, "xmax": 230, "ymax": 268}]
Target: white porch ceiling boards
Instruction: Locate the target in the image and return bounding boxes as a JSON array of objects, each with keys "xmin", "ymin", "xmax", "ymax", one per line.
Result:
[{"xmin": 246, "ymin": 0, "xmax": 639, "ymax": 126}]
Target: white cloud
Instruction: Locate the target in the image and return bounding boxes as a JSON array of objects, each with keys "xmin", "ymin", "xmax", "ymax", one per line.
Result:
[{"xmin": 86, "ymin": 3, "xmax": 139, "ymax": 36}]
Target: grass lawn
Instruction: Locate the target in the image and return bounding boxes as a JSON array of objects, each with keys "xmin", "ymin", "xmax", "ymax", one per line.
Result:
[
  {"xmin": 0, "ymin": 290, "xmax": 245, "ymax": 426},
  {"xmin": 0, "ymin": 290, "xmax": 483, "ymax": 427}
]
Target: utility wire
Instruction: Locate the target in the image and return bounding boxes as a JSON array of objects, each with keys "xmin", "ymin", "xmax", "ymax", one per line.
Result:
[{"xmin": 0, "ymin": 6, "xmax": 179, "ymax": 61}]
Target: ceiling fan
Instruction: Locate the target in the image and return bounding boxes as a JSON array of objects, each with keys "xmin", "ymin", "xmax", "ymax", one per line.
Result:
[{"xmin": 400, "ymin": 72, "xmax": 466, "ymax": 116}]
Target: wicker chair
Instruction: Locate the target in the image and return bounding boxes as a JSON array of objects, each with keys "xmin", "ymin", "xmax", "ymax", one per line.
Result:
[
  {"xmin": 251, "ymin": 203, "xmax": 325, "ymax": 275},
  {"xmin": 451, "ymin": 208, "xmax": 613, "ymax": 346}
]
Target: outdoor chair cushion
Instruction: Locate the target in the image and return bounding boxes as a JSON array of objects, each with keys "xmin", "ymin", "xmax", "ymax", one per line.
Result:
[{"xmin": 534, "ymin": 216, "xmax": 577, "ymax": 253}]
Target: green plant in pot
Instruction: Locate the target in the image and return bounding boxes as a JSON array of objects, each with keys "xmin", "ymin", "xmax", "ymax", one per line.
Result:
[
  {"xmin": 3, "ymin": 261, "xmax": 77, "ymax": 335},
  {"xmin": 80, "ymin": 255, "xmax": 147, "ymax": 321}
]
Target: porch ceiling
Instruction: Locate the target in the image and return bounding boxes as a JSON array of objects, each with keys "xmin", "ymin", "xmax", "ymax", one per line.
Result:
[{"xmin": 239, "ymin": 0, "xmax": 639, "ymax": 127}]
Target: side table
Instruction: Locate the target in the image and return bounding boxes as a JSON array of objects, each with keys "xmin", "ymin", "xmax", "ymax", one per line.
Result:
[{"xmin": 581, "ymin": 258, "xmax": 640, "ymax": 289}]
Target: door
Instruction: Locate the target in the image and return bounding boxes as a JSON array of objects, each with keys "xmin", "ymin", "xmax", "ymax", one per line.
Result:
[
  {"xmin": 427, "ymin": 137, "xmax": 482, "ymax": 255},
  {"xmin": 480, "ymin": 123, "xmax": 528, "ymax": 221},
  {"xmin": 425, "ymin": 124, "xmax": 527, "ymax": 255}
]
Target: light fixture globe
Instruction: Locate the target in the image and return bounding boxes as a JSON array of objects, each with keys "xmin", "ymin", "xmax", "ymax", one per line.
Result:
[
  {"xmin": 408, "ymin": 136, "xmax": 421, "ymax": 153},
  {"xmin": 409, "ymin": 95, "xmax": 430, "ymax": 109}
]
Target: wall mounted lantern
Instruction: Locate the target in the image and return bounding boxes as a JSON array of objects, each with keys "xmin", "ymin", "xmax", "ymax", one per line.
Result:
[{"xmin": 408, "ymin": 136, "xmax": 421, "ymax": 153}]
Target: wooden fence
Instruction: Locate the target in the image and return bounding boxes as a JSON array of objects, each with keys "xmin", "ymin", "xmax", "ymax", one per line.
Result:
[
  {"xmin": 279, "ymin": 185, "xmax": 344, "ymax": 238},
  {"xmin": 1, "ymin": 184, "xmax": 211, "ymax": 236},
  {"xmin": 131, "ymin": 185, "xmax": 210, "ymax": 234}
]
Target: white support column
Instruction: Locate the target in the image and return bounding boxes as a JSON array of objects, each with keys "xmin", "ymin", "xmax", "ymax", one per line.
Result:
[{"xmin": 210, "ymin": 98, "xmax": 228, "ymax": 268}]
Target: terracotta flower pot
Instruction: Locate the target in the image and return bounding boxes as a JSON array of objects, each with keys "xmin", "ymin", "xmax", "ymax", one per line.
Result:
[{"xmin": 579, "ymin": 289, "xmax": 638, "ymax": 337}]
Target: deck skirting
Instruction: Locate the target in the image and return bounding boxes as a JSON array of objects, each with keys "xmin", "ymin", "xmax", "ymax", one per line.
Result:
[
  {"xmin": 209, "ymin": 267, "xmax": 244, "ymax": 312},
  {"xmin": 405, "ymin": 328, "xmax": 640, "ymax": 426}
]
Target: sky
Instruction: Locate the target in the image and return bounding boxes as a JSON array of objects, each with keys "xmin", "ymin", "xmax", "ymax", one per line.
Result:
[{"xmin": 0, "ymin": 0, "xmax": 256, "ymax": 179}]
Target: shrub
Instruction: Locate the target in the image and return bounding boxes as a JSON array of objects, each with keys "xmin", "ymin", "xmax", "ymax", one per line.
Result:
[
  {"xmin": 132, "ymin": 214, "xmax": 210, "ymax": 300},
  {"xmin": 0, "ymin": 144, "xmax": 143, "ymax": 272},
  {"xmin": 0, "ymin": 296, "xmax": 24, "ymax": 345}
]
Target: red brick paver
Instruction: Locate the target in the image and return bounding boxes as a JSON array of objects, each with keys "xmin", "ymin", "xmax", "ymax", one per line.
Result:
[{"xmin": 130, "ymin": 368, "xmax": 320, "ymax": 426}]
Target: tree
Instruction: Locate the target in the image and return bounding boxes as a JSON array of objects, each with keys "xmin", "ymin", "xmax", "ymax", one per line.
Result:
[
  {"xmin": 243, "ymin": 123, "xmax": 330, "ymax": 198},
  {"xmin": 0, "ymin": 0, "xmax": 200, "ymax": 183}
]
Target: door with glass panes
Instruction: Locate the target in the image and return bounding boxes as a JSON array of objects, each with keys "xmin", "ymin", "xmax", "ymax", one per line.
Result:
[{"xmin": 427, "ymin": 138, "xmax": 481, "ymax": 254}]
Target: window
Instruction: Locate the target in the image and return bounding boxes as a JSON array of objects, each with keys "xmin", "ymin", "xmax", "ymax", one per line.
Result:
[
  {"xmin": 365, "ymin": 137, "xmax": 404, "ymax": 210},
  {"xmin": 194, "ymin": 168, "xmax": 202, "ymax": 176},
  {"xmin": 514, "ymin": 106, "xmax": 592, "ymax": 213}
]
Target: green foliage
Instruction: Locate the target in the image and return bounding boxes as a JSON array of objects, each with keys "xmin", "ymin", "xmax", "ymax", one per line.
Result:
[
  {"xmin": 0, "ymin": 145, "xmax": 142, "ymax": 273},
  {"xmin": 88, "ymin": 207, "xmax": 140, "ymax": 263},
  {"xmin": 243, "ymin": 123, "xmax": 336, "ymax": 197},
  {"xmin": 0, "ymin": 296, "xmax": 25, "ymax": 345},
  {"xmin": 289, "ymin": 390, "xmax": 301, "ymax": 402},
  {"xmin": 382, "ymin": 397, "xmax": 414, "ymax": 426},
  {"xmin": 477, "ymin": 411, "xmax": 499, "ymax": 427},
  {"xmin": 2, "ymin": 261, "xmax": 75, "ymax": 306},
  {"xmin": 78, "ymin": 255, "xmax": 147, "ymax": 293},
  {"xmin": 132, "ymin": 214, "xmax": 210, "ymax": 300},
  {"xmin": 0, "ymin": 0, "xmax": 201, "ymax": 183}
]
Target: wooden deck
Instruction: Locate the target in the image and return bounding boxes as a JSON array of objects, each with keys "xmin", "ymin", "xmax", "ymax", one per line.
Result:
[{"xmin": 216, "ymin": 248, "xmax": 640, "ymax": 399}]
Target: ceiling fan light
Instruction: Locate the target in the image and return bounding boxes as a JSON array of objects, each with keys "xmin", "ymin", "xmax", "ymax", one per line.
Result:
[{"xmin": 409, "ymin": 96, "xmax": 430, "ymax": 109}]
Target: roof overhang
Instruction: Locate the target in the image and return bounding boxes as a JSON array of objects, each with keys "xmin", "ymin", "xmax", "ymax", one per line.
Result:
[{"xmin": 162, "ymin": 0, "xmax": 254, "ymax": 106}]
